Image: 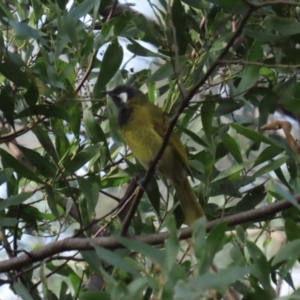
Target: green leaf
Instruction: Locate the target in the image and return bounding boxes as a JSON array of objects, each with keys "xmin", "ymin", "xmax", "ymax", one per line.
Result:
[
  {"xmin": 272, "ymin": 239, "xmax": 300, "ymax": 266},
  {"xmin": 83, "ymin": 109, "xmax": 107, "ymax": 144},
  {"xmin": 272, "ymin": 182, "xmax": 300, "ymax": 209},
  {"xmin": 65, "ymin": 143, "xmax": 103, "ymax": 173},
  {"xmin": 237, "ymin": 40, "xmax": 263, "ymax": 93},
  {"xmin": 175, "ymin": 266, "xmax": 251, "ymax": 295},
  {"xmin": 13, "ymin": 282, "xmax": 34, "ymax": 300},
  {"xmin": 114, "ymin": 235, "xmax": 165, "ymax": 266},
  {"xmin": 0, "ymin": 52, "xmax": 29, "ymax": 87},
  {"xmin": 246, "ymin": 241, "xmax": 273, "ymax": 292},
  {"xmin": 0, "ymin": 217, "xmax": 18, "ymax": 226},
  {"xmin": 0, "ymin": 168, "xmax": 14, "ymax": 185},
  {"xmin": 235, "ymin": 185, "xmax": 266, "ymax": 212},
  {"xmin": 16, "ymin": 144, "xmax": 56, "ymax": 178},
  {"xmin": 0, "ymin": 192, "xmax": 33, "ymax": 211},
  {"xmin": 127, "ymin": 39, "xmax": 160, "ymax": 57},
  {"xmin": 7, "ymin": 19, "xmax": 46, "ymax": 44},
  {"xmin": 254, "ymin": 145, "xmax": 283, "ymax": 167},
  {"xmin": 0, "ymin": 149, "xmax": 43, "ymax": 183},
  {"xmin": 201, "ymin": 101, "xmax": 216, "ymax": 146},
  {"xmin": 45, "ymin": 185, "xmax": 60, "ymax": 218},
  {"xmin": 252, "ymin": 156, "xmax": 288, "ymax": 179},
  {"xmin": 145, "ymin": 178, "xmax": 160, "ymax": 216},
  {"xmin": 94, "ymin": 246, "xmax": 140, "ymax": 277},
  {"xmin": 24, "ymin": 82, "xmax": 39, "ymax": 107},
  {"xmin": 64, "ymin": 15, "xmax": 78, "ymax": 49},
  {"xmin": 69, "ymin": 0, "xmax": 96, "ymax": 19},
  {"xmin": 16, "ymin": 105, "xmax": 70, "ymax": 121},
  {"xmin": 148, "ymin": 57, "xmax": 186, "ymax": 82},
  {"xmin": 263, "ymin": 16, "xmax": 300, "ymax": 36},
  {"xmin": 221, "ymin": 133, "xmax": 243, "ymax": 163},
  {"xmin": 285, "ymin": 219, "xmax": 300, "ymax": 241},
  {"xmin": 172, "ymin": 0, "xmax": 188, "ymax": 55},
  {"xmin": 80, "ymin": 291, "xmax": 110, "ymax": 300},
  {"xmin": 181, "ymin": 0, "xmax": 202, "ymax": 9},
  {"xmin": 199, "ymin": 222, "xmax": 228, "ymax": 274},
  {"xmin": 0, "ymin": 85, "xmax": 15, "ymax": 128},
  {"xmin": 230, "ymin": 123, "xmax": 273, "ymax": 145},
  {"xmin": 244, "ymin": 28, "xmax": 288, "ymax": 42},
  {"xmin": 60, "ymin": 100, "xmax": 81, "ymax": 136},
  {"xmin": 77, "ymin": 177, "xmax": 99, "ymax": 218},
  {"xmin": 32, "ymin": 125, "xmax": 59, "ymax": 163},
  {"xmin": 212, "ymin": 163, "xmax": 246, "ymax": 183},
  {"xmin": 94, "ymin": 39, "xmax": 123, "ymax": 97}
]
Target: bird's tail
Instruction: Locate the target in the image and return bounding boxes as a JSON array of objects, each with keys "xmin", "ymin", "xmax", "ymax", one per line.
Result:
[{"xmin": 172, "ymin": 177, "xmax": 205, "ymax": 226}]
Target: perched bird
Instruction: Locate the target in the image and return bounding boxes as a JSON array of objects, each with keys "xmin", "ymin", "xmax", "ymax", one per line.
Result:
[{"xmin": 105, "ymin": 85, "xmax": 205, "ymax": 226}]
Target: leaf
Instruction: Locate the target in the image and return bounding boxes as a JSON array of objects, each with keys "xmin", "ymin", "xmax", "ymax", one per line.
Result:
[
  {"xmin": 65, "ymin": 143, "xmax": 103, "ymax": 173},
  {"xmin": 285, "ymin": 219, "xmax": 300, "ymax": 241},
  {"xmin": 0, "ymin": 218, "xmax": 18, "ymax": 226},
  {"xmin": 272, "ymin": 182, "xmax": 300, "ymax": 209},
  {"xmin": 7, "ymin": 19, "xmax": 46, "ymax": 44},
  {"xmin": 64, "ymin": 15, "xmax": 78, "ymax": 49},
  {"xmin": 237, "ymin": 40, "xmax": 263, "ymax": 93},
  {"xmin": 16, "ymin": 145, "xmax": 56, "ymax": 178},
  {"xmin": 114, "ymin": 235, "xmax": 165, "ymax": 266},
  {"xmin": 252, "ymin": 156, "xmax": 288, "ymax": 179},
  {"xmin": 24, "ymin": 82, "xmax": 39, "ymax": 107},
  {"xmin": 230, "ymin": 123, "xmax": 273, "ymax": 145},
  {"xmin": 263, "ymin": 16, "xmax": 300, "ymax": 36},
  {"xmin": 246, "ymin": 241, "xmax": 273, "ymax": 292},
  {"xmin": 254, "ymin": 145, "xmax": 283, "ymax": 167},
  {"xmin": 201, "ymin": 101, "xmax": 216, "ymax": 146},
  {"xmin": 244, "ymin": 28, "xmax": 288, "ymax": 42},
  {"xmin": 0, "ymin": 149, "xmax": 43, "ymax": 183},
  {"xmin": 94, "ymin": 246, "xmax": 140, "ymax": 277},
  {"xmin": 221, "ymin": 133, "xmax": 243, "ymax": 163},
  {"xmin": 272, "ymin": 239, "xmax": 300, "ymax": 266},
  {"xmin": 148, "ymin": 57, "xmax": 186, "ymax": 82},
  {"xmin": 45, "ymin": 185, "xmax": 60, "ymax": 218},
  {"xmin": 69, "ymin": 0, "xmax": 96, "ymax": 19},
  {"xmin": 13, "ymin": 282, "xmax": 34, "ymax": 300},
  {"xmin": 214, "ymin": 100, "xmax": 245, "ymax": 117},
  {"xmin": 0, "ymin": 168, "xmax": 14, "ymax": 185},
  {"xmin": 127, "ymin": 39, "xmax": 160, "ymax": 57},
  {"xmin": 199, "ymin": 222, "xmax": 228, "ymax": 274},
  {"xmin": 235, "ymin": 185, "xmax": 266, "ymax": 212},
  {"xmin": 0, "ymin": 85, "xmax": 15, "ymax": 128},
  {"xmin": 145, "ymin": 178, "xmax": 160, "ymax": 216},
  {"xmin": 83, "ymin": 109, "xmax": 107, "ymax": 144},
  {"xmin": 172, "ymin": 0, "xmax": 188, "ymax": 55},
  {"xmin": 16, "ymin": 105, "xmax": 70, "ymax": 121},
  {"xmin": 60, "ymin": 100, "xmax": 81, "ymax": 136},
  {"xmin": 94, "ymin": 39, "xmax": 123, "ymax": 97},
  {"xmin": 32, "ymin": 125, "xmax": 59, "ymax": 163},
  {"xmin": 211, "ymin": 163, "xmax": 246, "ymax": 183},
  {"xmin": 0, "ymin": 53, "xmax": 29, "ymax": 87},
  {"xmin": 77, "ymin": 177, "xmax": 99, "ymax": 218},
  {"xmin": 0, "ymin": 192, "xmax": 33, "ymax": 211},
  {"xmin": 175, "ymin": 266, "xmax": 251, "ymax": 295}
]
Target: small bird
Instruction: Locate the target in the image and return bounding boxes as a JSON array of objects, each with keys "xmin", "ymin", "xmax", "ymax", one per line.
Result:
[{"xmin": 105, "ymin": 85, "xmax": 205, "ymax": 226}]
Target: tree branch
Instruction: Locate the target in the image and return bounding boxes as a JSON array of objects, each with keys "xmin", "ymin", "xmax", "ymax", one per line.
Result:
[{"xmin": 0, "ymin": 194, "xmax": 296, "ymax": 273}]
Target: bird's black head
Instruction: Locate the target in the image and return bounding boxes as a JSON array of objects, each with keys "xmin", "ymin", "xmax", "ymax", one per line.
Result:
[
  {"xmin": 104, "ymin": 85, "xmax": 145, "ymax": 127},
  {"xmin": 104, "ymin": 85, "xmax": 145, "ymax": 109}
]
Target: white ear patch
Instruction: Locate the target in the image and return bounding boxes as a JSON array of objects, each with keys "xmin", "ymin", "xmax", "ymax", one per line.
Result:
[{"xmin": 118, "ymin": 92, "xmax": 128, "ymax": 103}]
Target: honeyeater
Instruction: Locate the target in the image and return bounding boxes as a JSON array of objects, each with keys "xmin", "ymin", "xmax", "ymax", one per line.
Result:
[{"xmin": 105, "ymin": 85, "xmax": 205, "ymax": 226}]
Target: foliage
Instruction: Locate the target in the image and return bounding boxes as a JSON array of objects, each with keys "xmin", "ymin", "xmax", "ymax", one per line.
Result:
[{"xmin": 0, "ymin": 0, "xmax": 300, "ymax": 299}]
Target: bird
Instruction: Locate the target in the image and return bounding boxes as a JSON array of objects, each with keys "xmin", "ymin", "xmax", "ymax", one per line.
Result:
[{"xmin": 104, "ymin": 85, "xmax": 205, "ymax": 226}]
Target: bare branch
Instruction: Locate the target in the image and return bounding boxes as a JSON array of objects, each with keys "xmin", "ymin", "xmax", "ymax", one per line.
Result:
[{"xmin": 0, "ymin": 194, "xmax": 297, "ymax": 273}]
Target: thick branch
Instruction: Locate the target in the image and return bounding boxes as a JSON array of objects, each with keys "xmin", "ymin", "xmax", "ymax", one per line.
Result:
[{"xmin": 0, "ymin": 195, "xmax": 297, "ymax": 273}]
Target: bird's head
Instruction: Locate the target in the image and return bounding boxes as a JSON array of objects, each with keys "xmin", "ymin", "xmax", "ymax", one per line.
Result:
[{"xmin": 104, "ymin": 85, "xmax": 145, "ymax": 108}]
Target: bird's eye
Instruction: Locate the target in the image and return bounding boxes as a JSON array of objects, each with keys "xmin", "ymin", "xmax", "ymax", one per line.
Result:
[{"xmin": 118, "ymin": 92, "xmax": 128, "ymax": 103}]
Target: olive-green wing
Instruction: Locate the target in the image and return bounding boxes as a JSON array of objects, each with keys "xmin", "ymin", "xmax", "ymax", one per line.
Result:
[{"xmin": 148, "ymin": 104, "xmax": 192, "ymax": 176}]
